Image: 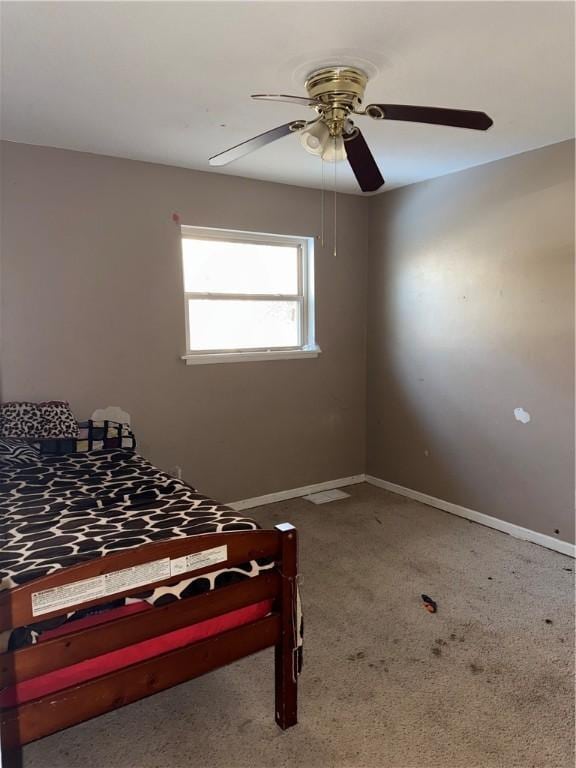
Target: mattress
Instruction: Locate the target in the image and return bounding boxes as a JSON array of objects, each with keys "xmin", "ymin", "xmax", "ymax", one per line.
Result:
[{"xmin": 0, "ymin": 449, "xmax": 273, "ymax": 649}]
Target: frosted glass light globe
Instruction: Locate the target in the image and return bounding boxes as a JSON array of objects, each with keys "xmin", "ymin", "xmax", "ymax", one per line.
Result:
[{"xmin": 299, "ymin": 122, "xmax": 330, "ymax": 156}]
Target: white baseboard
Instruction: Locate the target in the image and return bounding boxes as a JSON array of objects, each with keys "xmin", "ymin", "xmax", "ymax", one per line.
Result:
[
  {"xmin": 229, "ymin": 475, "xmax": 365, "ymax": 511},
  {"xmin": 365, "ymin": 475, "xmax": 576, "ymax": 559},
  {"xmin": 230, "ymin": 472, "xmax": 575, "ymax": 558}
]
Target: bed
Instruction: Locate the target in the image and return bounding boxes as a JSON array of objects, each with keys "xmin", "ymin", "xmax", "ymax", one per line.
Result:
[{"xmin": 0, "ymin": 407, "xmax": 300, "ymax": 764}]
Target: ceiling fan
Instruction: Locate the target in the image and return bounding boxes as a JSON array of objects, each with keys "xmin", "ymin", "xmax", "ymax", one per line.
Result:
[{"xmin": 209, "ymin": 66, "xmax": 493, "ymax": 193}]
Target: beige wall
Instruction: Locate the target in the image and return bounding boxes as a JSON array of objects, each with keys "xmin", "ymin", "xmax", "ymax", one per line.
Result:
[
  {"xmin": 2, "ymin": 139, "xmax": 574, "ymax": 540},
  {"xmin": 0, "ymin": 141, "xmax": 369, "ymax": 502},
  {"xmin": 367, "ymin": 140, "xmax": 575, "ymax": 542}
]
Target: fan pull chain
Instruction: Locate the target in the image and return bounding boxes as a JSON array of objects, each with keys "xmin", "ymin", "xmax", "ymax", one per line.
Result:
[
  {"xmin": 333, "ymin": 138, "xmax": 337, "ymax": 258},
  {"xmin": 320, "ymin": 158, "xmax": 325, "ymax": 248}
]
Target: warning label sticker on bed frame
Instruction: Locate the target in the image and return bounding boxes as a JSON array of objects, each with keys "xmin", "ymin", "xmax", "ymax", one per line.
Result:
[
  {"xmin": 31, "ymin": 559, "xmax": 171, "ymax": 617},
  {"xmin": 170, "ymin": 545, "xmax": 228, "ymax": 577},
  {"xmin": 30, "ymin": 545, "xmax": 229, "ymax": 617}
]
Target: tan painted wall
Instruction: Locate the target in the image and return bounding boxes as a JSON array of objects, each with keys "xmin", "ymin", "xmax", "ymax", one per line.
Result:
[
  {"xmin": 2, "ymin": 139, "xmax": 573, "ymax": 539},
  {"xmin": 367, "ymin": 140, "xmax": 575, "ymax": 543},
  {"xmin": 0, "ymin": 141, "xmax": 368, "ymax": 502}
]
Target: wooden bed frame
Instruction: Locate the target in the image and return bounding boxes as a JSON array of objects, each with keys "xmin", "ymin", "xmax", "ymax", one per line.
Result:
[{"xmin": 0, "ymin": 523, "xmax": 299, "ymax": 766}]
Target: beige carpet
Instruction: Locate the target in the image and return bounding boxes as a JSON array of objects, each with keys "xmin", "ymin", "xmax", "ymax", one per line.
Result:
[{"xmin": 23, "ymin": 483, "xmax": 575, "ymax": 768}]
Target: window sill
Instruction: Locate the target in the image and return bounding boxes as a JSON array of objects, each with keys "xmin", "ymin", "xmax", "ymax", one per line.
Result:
[{"xmin": 181, "ymin": 346, "xmax": 321, "ymax": 366}]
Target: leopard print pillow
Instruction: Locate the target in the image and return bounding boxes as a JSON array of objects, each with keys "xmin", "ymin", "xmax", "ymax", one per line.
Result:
[
  {"xmin": 0, "ymin": 402, "xmax": 43, "ymax": 438},
  {"xmin": 37, "ymin": 401, "xmax": 79, "ymax": 438},
  {"xmin": 0, "ymin": 400, "xmax": 79, "ymax": 439}
]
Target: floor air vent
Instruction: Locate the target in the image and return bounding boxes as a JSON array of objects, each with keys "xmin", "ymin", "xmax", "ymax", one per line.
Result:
[{"xmin": 303, "ymin": 489, "xmax": 351, "ymax": 505}]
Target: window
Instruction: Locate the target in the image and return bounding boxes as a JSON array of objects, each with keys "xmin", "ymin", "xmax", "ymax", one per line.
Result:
[{"xmin": 180, "ymin": 226, "xmax": 319, "ymax": 364}]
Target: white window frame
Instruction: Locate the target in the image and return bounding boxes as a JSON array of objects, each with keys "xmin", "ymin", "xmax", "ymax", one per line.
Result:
[{"xmin": 180, "ymin": 226, "xmax": 320, "ymax": 365}]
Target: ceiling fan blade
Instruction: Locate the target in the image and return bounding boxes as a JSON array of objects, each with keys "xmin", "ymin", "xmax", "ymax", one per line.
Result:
[
  {"xmin": 209, "ymin": 122, "xmax": 302, "ymax": 166},
  {"xmin": 345, "ymin": 129, "xmax": 385, "ymax": 193},
  {"xmin": 251, "ymin": 94, "xmax": 319, "ymax": 107},
  {"xmin": 365, "ymin": 104, "xmax": 493, "ymax": 130}
]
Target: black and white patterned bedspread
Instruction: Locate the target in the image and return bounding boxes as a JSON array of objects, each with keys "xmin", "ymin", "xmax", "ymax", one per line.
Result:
[{"xmin": 0, "ymin": 449, "xmax": 272, "ymax": 649}]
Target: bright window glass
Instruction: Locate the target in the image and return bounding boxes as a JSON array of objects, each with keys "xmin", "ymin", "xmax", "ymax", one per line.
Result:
[
  {"xmin": 187, "ymin": 299, "xmax": 300, "ymax": 350},
  {"xmin": 181, "ymin": 228, "xmax": 314, "ymax": 356},
  {"xmin": 182, "ymin": 239, "xmax": 298, "ymax": 295}
]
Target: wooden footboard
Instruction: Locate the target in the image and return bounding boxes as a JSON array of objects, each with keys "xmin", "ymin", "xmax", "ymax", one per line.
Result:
[{"xmin": 0, "ymin": 523, "xmax": 298, "ymax": 759}]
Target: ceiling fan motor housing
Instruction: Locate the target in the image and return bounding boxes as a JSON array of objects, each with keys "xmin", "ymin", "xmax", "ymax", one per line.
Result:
[{"xmin": 305, "ymin": 66, "xmax": 368, "ymax": 135}]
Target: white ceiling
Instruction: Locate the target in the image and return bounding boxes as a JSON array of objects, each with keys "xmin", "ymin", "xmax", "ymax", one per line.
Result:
[{"xmin": 1, "ymin": 1, "xmax": 574, "ymax": 194}]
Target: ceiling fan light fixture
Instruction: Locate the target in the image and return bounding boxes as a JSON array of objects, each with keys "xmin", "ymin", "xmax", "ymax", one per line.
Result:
[
  {"xmin": 299, "ymin": 121, "xmax": 330, "ymax": 156},
  {"xmin": 209, "ymin": 64, "xmax": 492, "ymax": 194},
  {"xmin": 321, "ymin": 135, "xmax": 347, "ymax": 163}
]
